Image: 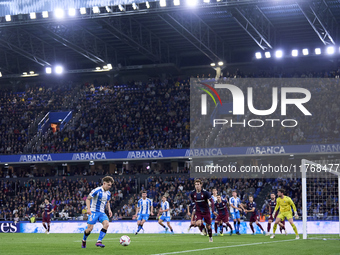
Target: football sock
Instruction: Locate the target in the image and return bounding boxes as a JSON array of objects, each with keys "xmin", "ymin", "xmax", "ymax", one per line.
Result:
[
  {"xmin": 199, "ymin": 225, "xmax": 204, "ymax": 232},
  {"xmin": 257, "ymin": 223, "xmax": 264, "ymax": 231},
  {"xmin": 291, "ymin": 223, "xmax": 298, "ymax": 235},
  {"xmin": 273, "ymin": 223, "xmax": 277, "ymax": 234},
  {"xmin": 137, "ymin": 225, "xmax": 143, "ymax": 232},
  {"xmin": 207, "ymin": 227, "xmax": 212, "ymax": 238},
  {"xmin": 214, "ymin": 222, "xmax": 218, "ymax": 233},
  {"xmin": 83, "ymin": 230, "xmax": 90, "ymax": 241},
  {"xmin": 227, "ymin": 223, "xmax": 233, "ymax": 230},
  {"xmin": 234, "ymin": 222, "xmax": 237, "ymax": 232},
  {"xmin": 267, "ymin": 223, "xmax": 271, "ymax": 232},
  {"xmin": 43, "ymin": 223, "xmax": 47, "ymax": 230},
  {"xmin": 250, "ymin": 223, "xmax": 255, "ymax": 233},
  {"xmin": 47, "ymin": 224, "xmax": 50, "ymax": 232},
  {"xmin": 98, "ymin": 228, "xmax": 107, "ymax": 242},
  {"xmin": 237, "ymin": 222, "xmax": 240, "ymax": 232}
]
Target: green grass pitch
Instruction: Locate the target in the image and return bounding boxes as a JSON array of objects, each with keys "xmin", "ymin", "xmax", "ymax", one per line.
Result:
[{"xmin": 0, "ymin": 233, "xmax": 339, "ymax": 255}]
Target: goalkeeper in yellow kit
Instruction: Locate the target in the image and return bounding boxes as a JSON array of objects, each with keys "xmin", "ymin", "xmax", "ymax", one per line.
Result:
[{"xmin": 270, "ymin": 189, "xmax": 300, "ymax": 239}]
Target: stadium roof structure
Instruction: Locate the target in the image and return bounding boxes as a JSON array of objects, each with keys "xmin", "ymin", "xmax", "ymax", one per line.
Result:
[{"xmin": 0, "ymin": 0, "xmax": 339, "ymax": 77}]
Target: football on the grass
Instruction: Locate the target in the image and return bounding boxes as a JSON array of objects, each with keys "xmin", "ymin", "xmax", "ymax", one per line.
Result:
[{"xmin": 120, "ymin": 235, "xmax": 131, "ymax": 246}]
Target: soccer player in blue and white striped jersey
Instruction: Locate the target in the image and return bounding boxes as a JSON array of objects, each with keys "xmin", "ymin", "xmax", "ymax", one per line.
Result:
[
  {"xmin": 158, "ymin": 195, "xmax": 174, "ymax": 234},
  {"xmin": 82, "ymin": 176, "xmax": 113, "ymax": 249},
  {"xmin": 134, "ymin": 191, "xmax": 153, "ymax": 235}
]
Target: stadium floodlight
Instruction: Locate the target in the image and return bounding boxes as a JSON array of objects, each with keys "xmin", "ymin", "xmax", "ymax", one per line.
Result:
[
  {"xmin": 55, "ymin": 66, "xmax": 63, "ymax": 74},
  {"xmin": 132, "ymin": 3, "xmax": 139, "ymax": 10},
  {"xmin": 203, "ymin": 0, "xmax": 210, "ymax": 3},
  {"xmin": 68, "ymin": 8, "xmax": 76, "ymax": 16},
  {"xmin": 103, "ymin": 65, "xmax": 108, "ymax": 70},
  {"xmin": 30, "ymin": 12, "xmax": 36, "ymax": 19},
  {"xmin": 54, "ymin": 9, "xmax": 64, "ymax": 18},
  {"xmin": 187, "ymin": 0, "xmax": 198, "ymax": 6},
  {"xmin": 5, "ymin": 15, "xmax": 11, "ymax": 22},
  {"xmin": 275, "ymin": 50, "xmax": 283, "ymax": 58},
  {"xmin": 80, "ymin": 7, "xmax": 86, "ymax": 14},
  {"xmin": 96, "ymin": 67, "xmax": 101, "ymax": 70},
  {"xmin": 93, "ymin": 6, "xmax": 100, "ymax": 13},
  {"xmin": 326, "ymin": 46, "xmax": 335, "ymax": 55},
  {"xmin": 218, "ymin": 61, "xmax": 224, "ymax": 66},
  {"xmin": 29, "ymin": 71, "xmax": 34, "ymax": 74},
  {"xmin": 292, "ymin": 49, "xmax": 298, "ymax": 57},
  {"xmin": 315, "ymin": 48, "xmax": 321, "ymax": 55},
  {"xmin": 118, "ymin": 5, "xmax": 125, "ymax": 11},
  {"xmin": 255, "ymin": 52, "xmax": 262, "ymax": 59},
  {"xmin": 265, "ymin": 51, "xmax": 271, "ymax": 58},
  {"xmin": 302, "ymin": 48, "xmax": 309, "ymax": 56},
  {"xmin": 105, "ymin": 6, "xmax": 112, "ymax": 12},
  {"xmin": 45, "ymin": 67, "xmax": 52, "ymax": 74},
  {"xmin": 0, "ymin": 72, "xmax": 2, "ymax": 77},
  {"xmin": 23, "ymin": 72, "xmax": 27, "ymax": 75},
  {"xmin": 146, "ymin": 1, "xmax": 150, "ymax": 8},
  {"xmin": 210, "ymin": 63, "xmax": 216, "ymax": 67},
  {"xmin": 107, "ymin": 64, "xmax": 113, "ymax": 70},
  {"xmin": 42, "ymin": 11, "xmax": 49, "ymax": 18},
  {"xmin": 174, "ymin": 0, "xmax": 180, "ymax": 6},
  {"xmin": 160, "ymin": 0, "xmax": 166, "ymax": 7}
]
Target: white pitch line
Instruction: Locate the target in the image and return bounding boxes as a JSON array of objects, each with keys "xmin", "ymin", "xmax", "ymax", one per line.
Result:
[{"xmin": 151, "ymin": 239, "xmax": 297, "ymax": 255}]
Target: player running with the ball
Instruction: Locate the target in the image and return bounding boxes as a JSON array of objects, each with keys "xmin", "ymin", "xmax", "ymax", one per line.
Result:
[{"xmin": 82, "ymin": 176, "xmax": 113, "ymax": 248}]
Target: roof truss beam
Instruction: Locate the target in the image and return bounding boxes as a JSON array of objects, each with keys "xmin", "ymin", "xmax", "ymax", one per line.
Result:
[
  {"xmin": 43, "ymin": 23, "xmax": 112, "ymax": 65},
  {"xmin": 158, "ymin": 12, "xmax": 225, "ymax": 62},
  {"xmin": 297, "ymin": 0, "xmax": 337, "ymax": 45},
  {"xmin": 100, "ymin": 17, "xmax": 174, "ymax": 63},
  {"xmin": 231, "ymin": 6, "xmax": 275, "ymax": 50},
  {"xmin": 0, "ymin": 27, "xmax": 53, "ymax": 66}
]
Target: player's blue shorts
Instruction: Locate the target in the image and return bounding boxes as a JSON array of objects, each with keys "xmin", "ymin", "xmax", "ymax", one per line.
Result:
[
  {"xmin": 231, "ymin": 211, "xmax": 241, "ymax": 220},
  {"xmin": 87, "ymin": 212, "xmax": 109, "ymax": 225},
  {"xmin": 137, "ymin": 214, "xmax": 150, "ymax": 221},
  {"xmin": 211, "ymin": 212, "xmax": 216, "ymax": 220},
  {"xmin": 159, "ymin": 216, "xmax": 171, "ymax": 222}
]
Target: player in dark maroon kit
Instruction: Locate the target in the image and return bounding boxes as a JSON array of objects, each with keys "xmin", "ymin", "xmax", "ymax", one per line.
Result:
[
  {"xmin": 243, "ymin": 195, "xmax": 265, "ymax": 235},
  {"xmin": 267, "ymin": 192, "xmax": 286, "ymax": 236},
  {"xmin": 42, "ymin": 198, "xmax": 54, "ymax": 234},
  {"xmin": 213, "ymin": 194, "xmax": 233, "ymax": 236},
  {"xmin": 190, "ymin": 179, "xmax": 215, "ymax": 242}
]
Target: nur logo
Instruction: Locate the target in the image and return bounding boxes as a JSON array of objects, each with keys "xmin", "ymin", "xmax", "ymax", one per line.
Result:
[
  {"xmin": 198, "ymin": 82, "xmax": 312, "ymax": 128},
  {"xmin": 199, "ymin": 83, "xmax": 223, "ymax": 115}
]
